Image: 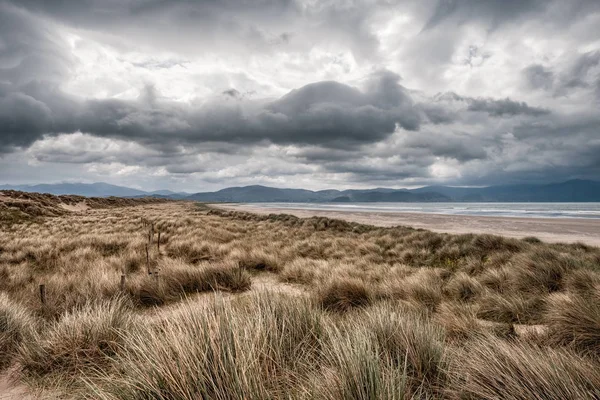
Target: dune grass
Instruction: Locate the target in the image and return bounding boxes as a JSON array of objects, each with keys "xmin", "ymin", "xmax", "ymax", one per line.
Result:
[{"xmin": 1, "ymin": 194, "xmax": 600, "ymax": 398}]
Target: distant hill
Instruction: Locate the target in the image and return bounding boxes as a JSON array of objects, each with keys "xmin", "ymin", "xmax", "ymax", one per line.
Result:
[
  {"xmin": 413, "ymin": 179, "xmax": 600, "ymax": 202},
  {"xmin": 187, "ymin": 185, "xmax": 325, "ymax": 202},
  {"xmin": 0, "ymin": 183, "xmax": 148, "ymax": 197},
  {"xmin": 187, "ymin": 180, "xmax": 600, "ymax": 202},
  {"xmin": 186, "ymin": 185, "xmax": 451, "ymax": 202},
  {"xmin": 2, "ymin": 179, "xmax": 600, "ymax": 202},
  {"xmin": 0, "ymin": 183, "xmax": 190, "ymax": 199}
]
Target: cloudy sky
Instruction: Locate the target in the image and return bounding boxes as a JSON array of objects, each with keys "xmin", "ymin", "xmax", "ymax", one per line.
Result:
[{"xmin": 1, "ymin": 0, "xmax": 599, "ymax": 191}]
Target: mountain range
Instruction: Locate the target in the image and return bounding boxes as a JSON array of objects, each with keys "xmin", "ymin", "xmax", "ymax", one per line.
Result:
[
  {"xmin": 0, "ymin": 183, "xmax": 190, "ymax": 199},
  {"xmin": 2, "ymin": 179, "xmax": 600, "ymax": 202}
]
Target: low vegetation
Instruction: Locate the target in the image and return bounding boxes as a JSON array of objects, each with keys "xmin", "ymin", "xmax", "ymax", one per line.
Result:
[{"xmin": 1, "ymin": 192, "xmax": 599, "ymax": 398}]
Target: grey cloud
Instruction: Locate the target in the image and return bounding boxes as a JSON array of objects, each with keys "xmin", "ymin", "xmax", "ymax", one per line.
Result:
[
  {"xmin": 422, "ymin": 0, "xmax": 547, "ymax": 32},
  {"xmin": 417, "ymin": 103, "xmax": 457, "ymax": 124},
  {"xmin": 0, "ymin": 91, "xmax": 53, "ymax": 151},
  {"xmin": 422, "ymin": 0, "xmax": 600, "ymax": 33},
  {"xmin": 0, "ymin": 70, "xmax": 422, "ymax": 152},
  {"xmin": 12, "ymin": 0, "xmax": 384, "ymax": 60},
  {"xmin": 422, "ymin": 92, "xmax": 549, "ymax": 120},
  {"xmin": 222, "ymin": 89, "xmax": 242, "ymax": 98},
  {"xmin": 570, "ymin": 50, "xmax": 600, "ymax": 79},
  {"xmin": 557, "ymin": 51, "xmax": 600, "ymax": 98},
  {"xmin": 526, "ymin": 51, "xmax": 600, "ymax": 97},
  {"xmin": 466, "ymin": 98, "xmax": 550, "ymax": 117},
  {"xmin": 0, "ymin": 0, "xmax": 413, "ymax": 152},
  {"xmin": 0, "ymin": 3, "xmax": 73, "ymax": 86},
  {"xmin": 402, "ymin": 132, "xmax": 487, "ymax": 162},
  {"xmin": 522, "ymin": 64, "xmax": 554, "ymax": 90},
  {"xmin": 289, "ymin": 147, "xmax": 357, "ymax": 163},
  {"xmin": 321, "ymin": 159, "xmax": 431, "ymax": 182},
  {"xmin": 511, "ymin": 112, "xmax": 600, "ymax": 139}
]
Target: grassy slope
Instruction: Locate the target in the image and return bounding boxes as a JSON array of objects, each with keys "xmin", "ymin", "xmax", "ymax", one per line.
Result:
[{"xmin": 0, "ymin": 199, "xmax": 599, "ymax": 399}]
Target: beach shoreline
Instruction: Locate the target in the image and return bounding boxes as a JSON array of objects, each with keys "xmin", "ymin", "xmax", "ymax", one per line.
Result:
[{"xmin": 216, "ymin": 203, "xmax": 600, "ymax": 246}]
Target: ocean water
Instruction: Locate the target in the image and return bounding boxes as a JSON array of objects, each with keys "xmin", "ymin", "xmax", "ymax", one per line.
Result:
[{"xmin": 243, "ymin": 202, "xmax": 600, "ymax": 219}]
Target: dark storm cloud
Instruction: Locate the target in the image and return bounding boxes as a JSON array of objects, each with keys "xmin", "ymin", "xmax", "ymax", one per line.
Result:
[
  {"xmin": 0, "ymin": 1, "xmax": 422, "ymax": 153},
  {"xmin": 0, "ymin": 71, "xmax": 422, "ymax": 152}
]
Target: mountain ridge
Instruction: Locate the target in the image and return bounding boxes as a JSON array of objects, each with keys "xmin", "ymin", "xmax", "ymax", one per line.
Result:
[{"xmin": 2, "ymin": 180, "xmax": 600, "ymax": 202}]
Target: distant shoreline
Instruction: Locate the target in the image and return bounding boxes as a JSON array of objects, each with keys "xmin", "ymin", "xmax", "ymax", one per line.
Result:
[{"xmin": 216, "ymin": 203, "xmax": 600, "ymax": 247}]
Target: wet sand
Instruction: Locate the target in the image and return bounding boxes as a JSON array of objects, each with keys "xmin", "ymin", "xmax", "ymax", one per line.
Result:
[{"xmin": 216, "ymin": 204, "xmax": 600, "ymax": 247}]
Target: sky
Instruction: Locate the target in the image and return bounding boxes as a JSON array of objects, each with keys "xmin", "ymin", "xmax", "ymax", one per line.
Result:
[{"xmin": 0, "ymin": 0, "xmax": 599, "ymax": 192}]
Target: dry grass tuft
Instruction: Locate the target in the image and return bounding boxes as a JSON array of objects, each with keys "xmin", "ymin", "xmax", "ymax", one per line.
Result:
[
  {"xmin": 316, "ymin": 278, "xmax": 373, "ymax": 312},
  {"xmin": 18, "ymin": 297, "xmax": 134, "ymax": 386},
  {"xmin": 0, "ymin": 293, "xmax": 36, "ymax": 369},
  {"xmin": 85, "ymin": 293, "xmax": 325, "ymax": 399},
  {"xmin": 237, "ymin": 249, "xmax": 282, "ymax": 272},
  {"xmin": 477, "ymin": 292, "xmax": 546, "ymax": 324},
  {"xmin": 279, "ymin": 258, "xmax": 319, "ymax": 284},
  {"xmin": 544, "ymin": 293, "xmax": 600, "ymax": 357},
  {"xmin": 133, "ymin": 262, "xmax": 251, "ymax": 306},
  {"xmin": 447, "ymin": 337, "xmax": 600, "ymax": 399},
  {"xmin": 565, "ymin": 268, "xmax": 600, "ymax": 295},
  {"xmin": 443, "ymin": 272, "xmax": 484, "ymax": 302},
  {"xmin": 511, "ymin": 248, "xmax": 573, "ymax": 293}
]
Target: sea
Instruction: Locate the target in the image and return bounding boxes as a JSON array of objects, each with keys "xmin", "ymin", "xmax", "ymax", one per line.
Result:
[{"xmin": 241, "ymin": 202, "xmax": 600, "ymax": 219}]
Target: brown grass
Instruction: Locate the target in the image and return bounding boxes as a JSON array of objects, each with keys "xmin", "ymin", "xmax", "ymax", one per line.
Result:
[
  {"xmin": 447, "ymin": 337, "xmax": 600, "ymax": 399},
  {"xmin": 316, "ymin": 278, "xmax": 373, "ymax": 312},
  {"xmin": 1, "ymin": 195, "xmax": 600, "ymax": 398},
  {"xmin": 544, "ymin": 293, "xmax": 600, "ymax": 357}
]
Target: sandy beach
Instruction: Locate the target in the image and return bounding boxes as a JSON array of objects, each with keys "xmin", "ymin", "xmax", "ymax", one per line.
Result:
[{"xmin": 217, "ymin": 204, "xmax": 600, "ymax": 247}]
